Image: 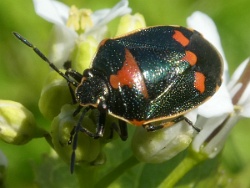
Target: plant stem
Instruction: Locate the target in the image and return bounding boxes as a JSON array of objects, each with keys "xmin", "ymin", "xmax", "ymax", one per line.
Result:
[
  {"xmin": 75, "ymin": 164, "xmax": 99, "ymax": 188},
  {"xmin": 158, "ymin": 152, "xmax": 205, "ymax": 187},
  {"xmin": 95, "ymin": 155, "xmax": 139, "ymax": 188}
]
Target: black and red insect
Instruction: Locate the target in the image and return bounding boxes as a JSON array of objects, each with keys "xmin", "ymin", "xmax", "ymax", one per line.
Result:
[{"xmin": 13, "ymin": 25, "xmax": 223, "ymax": 172}]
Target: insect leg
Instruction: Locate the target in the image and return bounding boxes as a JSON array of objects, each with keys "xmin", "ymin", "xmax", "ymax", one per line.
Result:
[
  {"xmin": 69, "ymin": 107, "xmax": 89, "ymax": 173},
  {"xmin": 69, "ymin": 108, "xmax": 106, "ymax": 173},
  {"xmin": 65, "ymin": 69, "xmax": 83, "ymax": 104},
  {"xmin": 143, "ymin": 115, "xmax": 200, "ymax": 132},
  {"xmin": 143, "ymin": 124, "xmax": 165, "ymax": 131},
  {"xmin": 173, "ymin": 116, "xmax": 200, "ymax": 132},
  {"xmin": 109, "ymin": 120, "xmax": 128, "ymax": 141}
]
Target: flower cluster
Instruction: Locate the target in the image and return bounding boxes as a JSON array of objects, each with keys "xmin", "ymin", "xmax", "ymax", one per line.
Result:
[
  {"xmin": 33, "ymin": 0, "xmax": 132, "ymax": 69},
  {"xmin": 0, "ymin": 0, "xmax": 249, "ymax": 187},
  {"xmin": 33, "ymin": 0, "xmax": 250, "ymax": 173}
]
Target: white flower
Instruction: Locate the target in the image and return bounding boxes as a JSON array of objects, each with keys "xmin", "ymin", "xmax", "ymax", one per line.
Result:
[
  {"xmin": 188, "ymin": 11, "xmax": 250, "ymax": 158},
  {"xmin": 32, "ymin": 0, "xmax": 131, "ymax": 67}
]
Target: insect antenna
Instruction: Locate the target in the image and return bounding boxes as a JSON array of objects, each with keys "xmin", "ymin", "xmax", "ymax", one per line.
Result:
[{"xmin": 13, "ymin": 32, "xmax": 78, "ymax": 87}]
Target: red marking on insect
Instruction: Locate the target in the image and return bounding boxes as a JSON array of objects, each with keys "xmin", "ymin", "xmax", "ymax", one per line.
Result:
[
  {"xmin": 182, "ymin": 51, "xmax": 197, "ymax": 66},
  {"xmin": 194, "ymin": 72, "xmax": 206, "ymax": 93},
  {"xmin": 109, "ymin": 49, "xmax": 149, "ymax": 98},
  {"xmin": 173, "ymin": 30, "xmax": 190, "ymax": 47}
]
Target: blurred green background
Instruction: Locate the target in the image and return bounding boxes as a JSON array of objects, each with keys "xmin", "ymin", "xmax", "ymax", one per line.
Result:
[{"xmin": 0, "ymin": 0, "xmax": 250, "ymax": 187}]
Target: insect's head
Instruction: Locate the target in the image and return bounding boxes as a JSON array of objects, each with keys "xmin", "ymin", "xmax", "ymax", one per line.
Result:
[{"xmin": 76, "ymin": 69, "xmax": 110, "ymax": 111}]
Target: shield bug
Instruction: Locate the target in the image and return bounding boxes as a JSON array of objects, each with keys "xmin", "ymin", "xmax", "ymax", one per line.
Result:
[{"xmin": 13, "ymin": 26, "xmax": 222, "ymax": 172}]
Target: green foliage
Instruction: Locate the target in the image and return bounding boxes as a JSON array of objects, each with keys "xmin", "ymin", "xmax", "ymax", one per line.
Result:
[{"xmin": 0, "ymin": 0, "xmax": 250, "ymax": 187}]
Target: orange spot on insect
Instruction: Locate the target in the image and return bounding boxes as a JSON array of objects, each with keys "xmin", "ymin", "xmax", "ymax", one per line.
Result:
[
  {"xmin": 109, "ymin": 49, "xmax": 149, "ymax": 98},
  {"xmin": 173, "ymin": 30, "xmax": 190, "ymax": 47},
  {"xmin": 130, "ymin": 119, "xmax": 145, "ymax": 126},
  {"xmin": 194, "ymin": 72, "xmax": 206, "ymax": 93},
  {"xmin": 182, "ymin": 51, "xmax": 197, "ymax": 66}
]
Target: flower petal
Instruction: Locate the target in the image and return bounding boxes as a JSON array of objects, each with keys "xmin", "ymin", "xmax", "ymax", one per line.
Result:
[
  {"xmin": 192, "ymin": 114, "xmax": 228, "ymax": 155},
  {"xmin": 91, "ymin": 0, "xmax": 131, "ymax": 26},
  {"xmin": 85, "ymin": 0, "xmax": 132, "ymax": 36},
  {"xmin": 197, "ymin": 112, "xmax": 240, "ymax": 158},
  {"xmin": 227, "ymin": 58, "xmax": 250, "ymax": 91},
  {"xmin": 198, "ymin": 83, "xmax": 233, "ymax": 117},
  {"xmin": 240, "ymin": 103, "xmax": 250, "ymax": 117},
  {"xmin": 33, "ymin": 0, "xmax": 69, "ymax": 25},
  {"xmin": 227, "ymin": 57, "xmax": 250, "ymax": 117},
  {"xmin": 49, "ymin": 25, "xmax": 78, "ymax": 67}
]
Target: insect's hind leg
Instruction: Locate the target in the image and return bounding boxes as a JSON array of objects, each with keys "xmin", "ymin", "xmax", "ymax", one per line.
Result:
[
  {"xmin": 109, "ymin": 120, "xmax": 128, "ymax": 141},
  {"xmin": 143, "ymin": 115, "xmax": 200, "ymax": 132},
  {"xmin": 173, "ymin": 116, "xmax": 200, "ymax": 132}
]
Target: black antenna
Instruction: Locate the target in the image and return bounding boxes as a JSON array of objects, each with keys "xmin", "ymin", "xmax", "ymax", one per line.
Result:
[{"xmin": 13, "ymin": 32, "xmax": 78, "ymax": 87}]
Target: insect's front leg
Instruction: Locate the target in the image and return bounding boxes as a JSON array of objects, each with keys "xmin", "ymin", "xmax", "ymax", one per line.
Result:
[
  {"xmin": 69, "ymin": 107, "xmax": 106, "ymax": 173},
  {"xmin": 65, "ymin": 69, "xmax": 83, "ymax": 104}
]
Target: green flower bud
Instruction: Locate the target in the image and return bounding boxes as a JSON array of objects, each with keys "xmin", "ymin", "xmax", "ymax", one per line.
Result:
[
  {"xmin": 0, "ymin": 100, "xmax": 45, "ymax": 145},
  {"xmin": 131, "ymin": 122, "xmax": 195, "ymax": 163},
  {"xmin": 51, "ymin": 104, "xmax": 103, "ymax": 165},
  {"xmin": 71, "ymin": 36, "xmax": 98, "ymax": 73},
  {"xmin": 116, "ymin": 13, "xmax": 146, "ymax": 36},
  {"xmin": 39, "ymin": 71, "xmax": 72, "ymax": 120}
]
